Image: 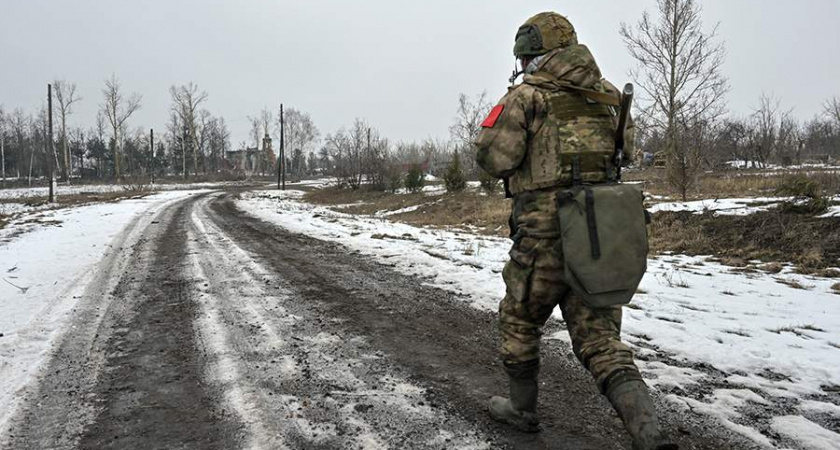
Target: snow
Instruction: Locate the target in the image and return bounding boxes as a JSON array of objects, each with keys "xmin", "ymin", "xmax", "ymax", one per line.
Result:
[
  {"xmin": 771, "ymin": 416, "xmax": 840, "ymax": 450},
  {"xmin": 0, "ymin": 181, "xmax": 257, "ymax": 201},
  {"xmin": 648, "ymin": 197, "xmax": 787, "ymax": 216},
  {"xmin": 726, "ymin": 160, "xmax": 840, "ymax": 171},
  {"xmin": 648, "ymin": 196, "xmax": 840, "ymax": 218},
  {"xmin": 0, "ymin": 190, "xmax": 208, "ymax": 436},
  {"xmin": 238, "ymin": 190, "xmax": 508, "ymax": 313},
  {"xmin": 236, "ymin": 189, "xmax": 840, "ymax": 450},
  {"xmin": 820, "ymin": 206, "xmax": 840, "ymax": 218},
  {"xmin": 0, "ymin": 183, "xmax": 125, "ymax": 200}
]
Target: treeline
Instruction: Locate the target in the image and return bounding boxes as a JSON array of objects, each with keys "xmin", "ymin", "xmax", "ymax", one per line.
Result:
[
  {"xmin": 624, "ymin": 0, "xmax": 840, "ymax": 199},
  {"xmin": 313, "ymin": 92, "xmax": 493, "ymax": 193},
  {"xmin": 0, "ymin": 76, "xmax": 288, "ymax": 185},
  {"xmin": 637, "ymin": 93, "xmax": 840, "ymax": 170}
]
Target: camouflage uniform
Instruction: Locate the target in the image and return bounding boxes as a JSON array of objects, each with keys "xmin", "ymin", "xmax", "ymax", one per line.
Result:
[
  {"xmin": 476, "ymin": 43, "xmax": 642, "ymax": 393},
  {"xmin": 481, "ymin": 13, "xmax": 677, "ymax": 449}
]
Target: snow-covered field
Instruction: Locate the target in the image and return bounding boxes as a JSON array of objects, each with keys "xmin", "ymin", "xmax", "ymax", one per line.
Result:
[
  {"xmin": 648, "ymin": 197, "xmax": 789, "ymax": 216},
  {"xmin": 0, "ymin": 180, "xmax": 259, "ymax": 201},
  {"xmin": 0, "ymin": 190, "xmax": 208, "ymax": 434},
  {"xmin": 237, "ymin": 189, "xmax": 840, "ymax": 450},
  {"xmin": 649, "ymin": 196, "xmax": 840, "ymax": 217},
  {"xmin": 726, "ymin": 160, "xmax": 840, "ymax": 171},
  {"xmin": 0, "ymin": 181, "xmax": 269, "ymax": 227}
]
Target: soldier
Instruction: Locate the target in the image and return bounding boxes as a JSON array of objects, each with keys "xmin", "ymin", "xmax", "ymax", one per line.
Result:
[{"xmin": 475, "ymin": 12, "xmax": 677, "ymax": 450}]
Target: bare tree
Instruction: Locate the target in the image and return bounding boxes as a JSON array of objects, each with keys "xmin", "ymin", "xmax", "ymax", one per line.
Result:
[
  {"xmin": 11, "ymin": 109, "xmax": 29, "ymax": 179},
  {"xmin": 325, "ymin": 119, "xmax": 370, "ymax": 189},
  {"xmin": 204, "ymin": 116, "xmax": 231, "ymax": 173},
  {"xmin": 101, "ymin": 74, "xmax": 142, "ymax": 179},
  {"xmin": 749, "ymin": 93, "xmax": 793, "ymax": 168},
  {"xmin": 825, "ymin": 96, "xmax": 840, "ymax": 128},
  {"xmin": 259, "ymin": 108, "xmax": 272, "ymax": 138},
  {"xmin": 0, "ymin": 106, "xmax": 6, "ymax": 185},
  {"xmin": 281, "ymin": 108, "xmax": 320, "ymax": 176},
  {"xmin": 450, "ymin": 92, "xmax": 490, "ymax": 177},
  {"xmin": 621, "ymin": 0, "xmax": 728, "ymax": 199},
  {"xmin": 93, "ymin": 111, "xmax": 107, "ymax": 177},
  {"xmin": 53, "ymin": 80, "xmax": 81, "ymax": 184},
  {"xmin": 169, "ymin": 83, "xmax": 208, "ymax": 177}
]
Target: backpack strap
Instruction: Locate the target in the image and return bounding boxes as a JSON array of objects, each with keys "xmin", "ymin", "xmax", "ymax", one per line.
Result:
[{"xmin": 584, "ymin": 187, "xmax": 601, "ymax": 260}]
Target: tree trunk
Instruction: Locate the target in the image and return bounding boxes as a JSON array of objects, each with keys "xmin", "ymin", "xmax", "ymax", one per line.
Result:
[
  {"xmin": 28, "ymin": 150, "xmax": 34, "ymax": 186},
  {"xmin": 1, "ymin": 135, "xmax": 5, "ymax": 186},
  {"xmin": 114, "ymin": 127, "xmax": 121, "ymax": 180},
  {"xmin": 61, "ymin": 116, "xmax": 70, "ymax": 185}
]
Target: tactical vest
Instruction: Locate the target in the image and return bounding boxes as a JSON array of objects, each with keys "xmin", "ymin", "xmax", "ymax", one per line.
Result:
[{"xmin": 509, "ymin": 88, "xmax": 616, "ymax": 195}]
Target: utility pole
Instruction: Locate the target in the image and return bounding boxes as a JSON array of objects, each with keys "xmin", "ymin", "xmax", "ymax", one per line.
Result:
[
  {"xmin": 1, "ymin": 130, "xmax": 5, "ymax": 187},
  {"xmin": 278, "ymin": 103, "xmax": 285, "ymax": 190},
  {"xmin": 182, "ymin": 123, "xmax": 189, "ymax": 180},
  {"xmin": 150, "ymin": 128, "xmax": 155, "ymax": 185},
  {"xmin": 47, "ymin": 84, "xmax": 56, "ymax": 203}
]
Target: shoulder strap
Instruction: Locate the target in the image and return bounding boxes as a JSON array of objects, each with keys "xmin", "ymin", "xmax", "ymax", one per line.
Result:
[{"xmin": 526, "ymin": 72, "xmax": 621, "ymax": 107}]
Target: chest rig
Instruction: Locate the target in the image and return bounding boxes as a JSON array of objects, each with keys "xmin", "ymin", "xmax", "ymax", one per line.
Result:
[{"xmin": 509, "ymin": 84, "xmax": 618, "ymax": 194}]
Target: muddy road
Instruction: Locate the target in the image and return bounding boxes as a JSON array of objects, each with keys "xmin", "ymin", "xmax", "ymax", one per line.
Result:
[{"xmin": 2, "ymin": 190, "xmax": 752, "ymax": 449}]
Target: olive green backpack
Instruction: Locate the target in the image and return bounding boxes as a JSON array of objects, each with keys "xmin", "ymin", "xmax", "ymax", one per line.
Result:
[{"xmin": 556, "ymin": 183, "xmax": 649, "ymax": 307}]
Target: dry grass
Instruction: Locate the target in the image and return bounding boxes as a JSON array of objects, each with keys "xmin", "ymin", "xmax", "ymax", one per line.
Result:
[
  {"xmin": 832, "ymin": 283, "xmax": 840, "ymax": 294},
  {"xmin": 305, "ymin": 185, "xmax": 511, "ymax": 236},
  {"xmin": 761, "ymin": 262, "xmax": 785, "ymax": 274},
  {"xmin": 650, "ymin": 210, "xmax": 840, "ymax": 272},
  {"xmin": 306, "ymin": 176, "xmax": 840, "ymax": 273},
  {"xmin": 625, "ymin": 167, "xmax": 840, "ymax": 199},
  {"xmin": 774, "ymin": 278, "xmax": 812, "ymax": 290},
  {"xmin": 393, "ymin": 192, "xmax": 511, "ymax": 236}
]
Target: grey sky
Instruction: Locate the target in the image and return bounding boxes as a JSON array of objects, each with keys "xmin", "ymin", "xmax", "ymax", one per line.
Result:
[{"xmin": 2, "ymin": 0, "xmax": 839, "ymax": 148}]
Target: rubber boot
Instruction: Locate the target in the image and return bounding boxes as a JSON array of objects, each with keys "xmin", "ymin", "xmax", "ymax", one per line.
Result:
[
  {"xmin": 488, "ymin": 360, "xmax": 541, "ymax": 433},
  {"xmin": 606, "ymin": 379, "xmax": 678, "ymax": 450}
]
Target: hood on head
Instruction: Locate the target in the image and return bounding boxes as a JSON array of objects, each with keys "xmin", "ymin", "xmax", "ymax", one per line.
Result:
[{"xmin": 524, "ymin": 44, "xmax": 603, "ymax": 90}]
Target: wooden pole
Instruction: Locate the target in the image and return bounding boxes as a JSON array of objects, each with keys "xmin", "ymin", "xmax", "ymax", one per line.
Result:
[
  {"xmin": 1, "ymin": 131, "xmax": 5, "ymax": 187},
  {"xmin": 47, "ymin": 84, "xmax": 55, "ymax": 203},
  {"xmin": 278, "ymin": 103, "xmax": 285, "ymax": 190},
  {"xmin": 150, "ymin": 128, "xmax": 155, "ymax": 184}
]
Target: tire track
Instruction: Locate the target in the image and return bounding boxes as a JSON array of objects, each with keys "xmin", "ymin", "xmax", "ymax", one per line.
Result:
[{"xmin": 187, "ymin": 192, "xmax": 492, "ymax": 449}]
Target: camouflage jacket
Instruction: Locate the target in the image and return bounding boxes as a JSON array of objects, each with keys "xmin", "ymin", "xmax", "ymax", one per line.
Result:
[{"xmin": 475, "ymin": 44, "xmax": 634, "ymax": 195}]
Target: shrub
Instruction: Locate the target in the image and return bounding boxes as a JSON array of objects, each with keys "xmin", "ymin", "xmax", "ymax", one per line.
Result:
[
  {"xmin": 373, "ymin": 161, "xmax": 402, "ymax": 193},
  {"xmin": 386, "ymin": 168, "xmax": 403, "ymax": 193},
  {"xmin": 444, "ymin": 151, "xmax": 467, "ymax": 193},
  {"xmin": 478, "ymin": 170, "xmax": 499, "ymax": 194},
  {"xmin": 404, "ymin": 164, "xmax": 425, "ymax": 193},
  {"xmin": 775, "ymin": 175, "xmax": 829, "ymax": 215},
  {"xmin": 121, "ymin": 176, "xmax": 153, "ymax": 194}
]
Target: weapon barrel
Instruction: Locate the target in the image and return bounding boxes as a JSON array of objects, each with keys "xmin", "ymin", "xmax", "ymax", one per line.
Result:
[
  {"xmin": 615, "ymin": 83, "xmax": 634, "ymax": 151},
  {"xmin": 613, "ymin": 84, "xmax": 634, "ymax": 181}
]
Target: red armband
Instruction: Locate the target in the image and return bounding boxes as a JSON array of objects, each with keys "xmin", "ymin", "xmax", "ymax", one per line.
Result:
[{"xmin": 481, "ymin": 105, "xmax": 505, "ymax": 128}]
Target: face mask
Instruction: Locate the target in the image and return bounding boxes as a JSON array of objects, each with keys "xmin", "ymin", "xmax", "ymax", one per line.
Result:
[
  {"xmin": 525, "ymin": 54, "xmax": 546, "ymax": 75},
  {"xmin": 510, "ymin": 54, "xmax": 547, "ymax": 84}
]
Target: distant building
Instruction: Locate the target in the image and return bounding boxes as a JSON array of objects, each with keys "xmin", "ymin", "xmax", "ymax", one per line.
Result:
[{"xmin": 225, "ymin": 147, "xmax": 261, "ymax": 172}]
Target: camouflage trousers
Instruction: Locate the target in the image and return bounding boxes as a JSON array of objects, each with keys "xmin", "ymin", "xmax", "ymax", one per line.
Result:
[{"xmin": 500, "ymin": 189, "xmax": 642, "ymax": 392}]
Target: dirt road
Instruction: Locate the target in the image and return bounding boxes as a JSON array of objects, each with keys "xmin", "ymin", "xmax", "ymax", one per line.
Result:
[{"xmin": 2, "ymin": 190, "xmax": 753, "ymax": 449}]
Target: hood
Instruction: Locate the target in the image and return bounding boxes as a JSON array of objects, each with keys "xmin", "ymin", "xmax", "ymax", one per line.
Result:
[{"xmin": 523, "ymin": 44, "xmax": 604, "ymax": 91}]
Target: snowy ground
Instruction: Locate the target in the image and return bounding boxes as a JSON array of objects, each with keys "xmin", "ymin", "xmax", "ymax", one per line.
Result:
[
  {"xmin": 0, "ymin": 181, "xmax": 269, "ymax": 232},
  {"xmin": 726, "ymin": 160, "xmax": 840, "ymax": 171},
  {"xmin": 648, "ymin": 197, "xmax": 790, "ymax": 216},
  {"xmin": 0, "ymin": 190, "xmax": 209, "ymax": 435},
  {"xmin": 0, "ymin": 180, "xmax": 258, "ymax": 200},
  {"xmin": 649, "ymin": 196, "xmax": 840, "ymax": 217},
  {"xmin": 237, "ymin": 189, "xmax": 840, "ymax": 450}
]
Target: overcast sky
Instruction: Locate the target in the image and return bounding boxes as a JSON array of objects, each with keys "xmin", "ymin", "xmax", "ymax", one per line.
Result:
[{"xmin": 2, "ymin": 0, "xmax": 839, "ymax": 148}]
